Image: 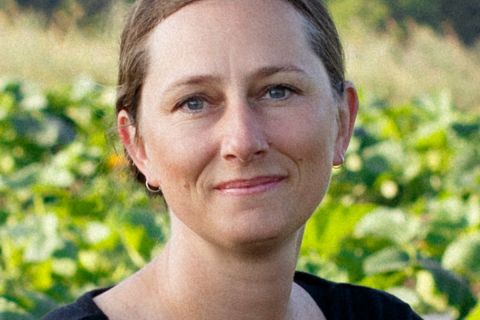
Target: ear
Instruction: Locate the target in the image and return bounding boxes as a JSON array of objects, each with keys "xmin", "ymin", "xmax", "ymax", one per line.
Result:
[
  {"xmin": 333, "ymin": 81, "xmax": 359, "ymax": 166},
  {"xmin": 117, "ymin": 110, "xmax": 151, "ymax": 180}
]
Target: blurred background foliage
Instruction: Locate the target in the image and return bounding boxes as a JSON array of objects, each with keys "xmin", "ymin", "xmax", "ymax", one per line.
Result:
[{"xmin": 0, "ymin": 0, "xmax": 479, "ymax": 319}]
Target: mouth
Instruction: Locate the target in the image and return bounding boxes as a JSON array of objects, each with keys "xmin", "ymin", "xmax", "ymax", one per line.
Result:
[{"xmin": 214, "ymin": 176, "xmax": 287, "ymax": 196}]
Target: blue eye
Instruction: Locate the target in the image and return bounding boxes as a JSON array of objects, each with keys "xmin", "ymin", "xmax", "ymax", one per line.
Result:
[
  {"xmin": 181, "ymin": 97, "xmax": 205, "ymax": 112},
  {"xmin": 264, "ymin": 85, "xmax": 293, "ymax": 100}
]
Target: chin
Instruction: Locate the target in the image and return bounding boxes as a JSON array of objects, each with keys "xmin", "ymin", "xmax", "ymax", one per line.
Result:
[{"xmin": 213, "ymin": 210, "xmax": 305, "ymax": 253}]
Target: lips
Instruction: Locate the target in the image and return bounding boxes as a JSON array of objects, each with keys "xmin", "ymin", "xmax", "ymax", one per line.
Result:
[{"xmin": 214, "ymin": 176, "xmax": 286, "ymax": 195}]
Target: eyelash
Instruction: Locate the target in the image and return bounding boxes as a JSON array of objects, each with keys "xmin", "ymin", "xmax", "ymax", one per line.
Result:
[
  {"xmin": 261, "ymin": 84, "xmax": 299, "ymax": 101},
  {"xmin": 175, "ymin": 94, "xmax": 210, "ymax": 114},
  {"xmin": 174, "ymin": 83, "xmax": 300, "ymax": 114}
]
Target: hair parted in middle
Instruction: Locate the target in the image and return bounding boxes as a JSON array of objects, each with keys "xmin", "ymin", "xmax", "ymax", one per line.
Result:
[{"xmin": 116, "ymin": 0, "xmax": 345, "ymax": 188}]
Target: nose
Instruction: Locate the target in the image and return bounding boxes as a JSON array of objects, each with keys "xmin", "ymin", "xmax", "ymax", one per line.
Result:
[{"xmin": 220, "ymin": 101, "xmax": 269, "ymax": 163}]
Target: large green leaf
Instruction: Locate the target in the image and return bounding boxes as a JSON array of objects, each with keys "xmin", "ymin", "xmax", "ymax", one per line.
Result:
[
  {"xmin": 5, "ymin": 214, "xmax": 62, "ymax": 263},
  {"xmin": 386, "ymin": 287, "xmax": 421, "ymax": 311},
  {"xmin": 419, "ymin": 259, "xmax": 476, "ymax": 318},
  {"xmin": 354, "ymin": 207, "xmax": 419, "ymax": 244},
  {"xmin": 442, "ymin": 233, "xmax": 480, "ymax": 280},
  {"xmin": 302, "ymin": 202, "xmax": 372, "ymax": 259},
  {"xmin": 363, "ymin": 247, "xmax": 411, "ymax": 275}
]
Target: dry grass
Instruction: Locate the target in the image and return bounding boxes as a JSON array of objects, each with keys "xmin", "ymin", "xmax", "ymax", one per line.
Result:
[
  {"xmin": 343, "ymin": 22, "xmax": 480, "ymax": 112},
  {"xmin": 0, "ymin": 10, "xmax": 120, "ymax": 89},
  {"xmin": 0, "ymin": 9, "xmax": 478, "ymax": 112}
]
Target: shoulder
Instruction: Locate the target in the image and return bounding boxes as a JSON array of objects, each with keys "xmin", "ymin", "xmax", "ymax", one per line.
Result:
[
  {"xmin": 42, "ymin": 287, "xmax": 111, "ymax": 320},
  {"xmin": 294, "ymin": 271, "xmax": 423, "ymax": 320}
]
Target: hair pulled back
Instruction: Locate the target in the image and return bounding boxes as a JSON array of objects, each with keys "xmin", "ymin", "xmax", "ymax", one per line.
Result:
[{"xmin": 116, "ymin": 0, "xmax": 345, "ymax": 188}]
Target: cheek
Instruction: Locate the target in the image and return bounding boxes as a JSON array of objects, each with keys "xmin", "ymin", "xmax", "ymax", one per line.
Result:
[
  {"xmin": 275, "ymin": 107, "xmax": 336, "ymax": 165},
  {"xmin": 144, "ymin": 125, "xmax": 214, "ymax": 197},
  {"xmin": 275, "ymin": 107, "xmax": 336, "ymax": 200},
  {"xmin": 298, "ymin": 135, "xmax": 334, "ymax": 197}
]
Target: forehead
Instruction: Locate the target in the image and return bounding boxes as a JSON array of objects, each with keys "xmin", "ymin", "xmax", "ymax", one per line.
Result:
[
  {"xmin": 144, "ymin": 0, "xmax": 323, "ymax": 80},
  {"xmin": 149, "ymin": 0, "xmax": 306, "ymax": 43}
]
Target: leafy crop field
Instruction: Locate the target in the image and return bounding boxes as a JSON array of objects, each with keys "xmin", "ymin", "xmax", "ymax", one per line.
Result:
[
  {"xmin": 1, "ymin": 4, "xmax": 479, "ymax": 319},
  {"xmin": 0, "ymin": 78, "xmax": 478, "ymax": 319}
]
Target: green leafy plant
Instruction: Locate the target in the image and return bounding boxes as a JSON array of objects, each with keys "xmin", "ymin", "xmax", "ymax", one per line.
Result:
[
  {"xmin": 1, "ymin": 79, "xmax": 479, "ymax": 319},
  {"xmin": 302, "ymin": 92, "xmax": 480, "ymax": 318}
]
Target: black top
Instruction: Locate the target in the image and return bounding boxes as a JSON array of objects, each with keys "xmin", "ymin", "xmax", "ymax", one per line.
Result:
[
  {"xmin": 43, "ymin": 271, "xmax": 422, "ymax": 319},
  {"xmin": 293, "ymin": 272, "xmax": 422, "ymax": 319}
]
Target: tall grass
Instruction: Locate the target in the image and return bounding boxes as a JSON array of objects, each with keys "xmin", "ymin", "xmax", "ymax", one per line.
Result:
[
  {"xmin": 0, "ymin": 8, "xmax": 479, "ymax": 112},
  {"xmin": 342, "ymin": 21, "xmax": 480, "ymax": 112},
  {"xmin": 0, "ymin": 9, "xmax": 120, "ymax": 89}
]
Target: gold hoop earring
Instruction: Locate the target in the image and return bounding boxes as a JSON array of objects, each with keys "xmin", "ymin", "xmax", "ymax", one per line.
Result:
[
  {"xmin": 145, "ymin": 181, "xmax": 161, "ymax": 193},
  {"xmin": 333, "ymin": 155, "xmax": 345, "ymax": 169}
]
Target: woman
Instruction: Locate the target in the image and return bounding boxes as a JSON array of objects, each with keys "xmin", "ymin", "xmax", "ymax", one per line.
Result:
[{"xmin": 44, "ymin": 0, "xmax": 422, "ymax": 319}]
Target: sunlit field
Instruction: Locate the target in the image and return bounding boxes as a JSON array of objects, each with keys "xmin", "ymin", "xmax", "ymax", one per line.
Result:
[
  {"xmin": 1, "ymin": 9, "xmax": 479, "ymax": 112},
  {"xmin": 1, "ymin": 5, "xmax": 479, "ymax": 320},
  {"xmin": 0, "ymin": 10, "xmax": 119, "ymax": 89}
]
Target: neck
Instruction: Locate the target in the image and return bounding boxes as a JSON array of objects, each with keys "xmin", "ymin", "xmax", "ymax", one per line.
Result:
[{"xmin": 153, "ymin": 215, "xmax": 304, "ymax": 320}]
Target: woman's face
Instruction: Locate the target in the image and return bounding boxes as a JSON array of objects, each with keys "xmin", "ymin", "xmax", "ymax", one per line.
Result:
[{"xmin": 120, "ymin": 0, "xmax": 356, "ymax": 249}]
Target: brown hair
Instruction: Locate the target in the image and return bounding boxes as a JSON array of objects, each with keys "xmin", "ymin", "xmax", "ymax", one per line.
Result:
[{"xmin": 116, "ymin": 0, "xmax": 345, "ymax": 189}]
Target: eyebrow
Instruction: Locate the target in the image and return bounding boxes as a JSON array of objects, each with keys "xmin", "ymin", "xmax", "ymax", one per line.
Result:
[
  {"xmin": 253, "ymin": 65, "xmax": 309, "ymax": 79},
  {"xmin": 165, "ymin": 64, "xmax": 309, "ymax": 91}
]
